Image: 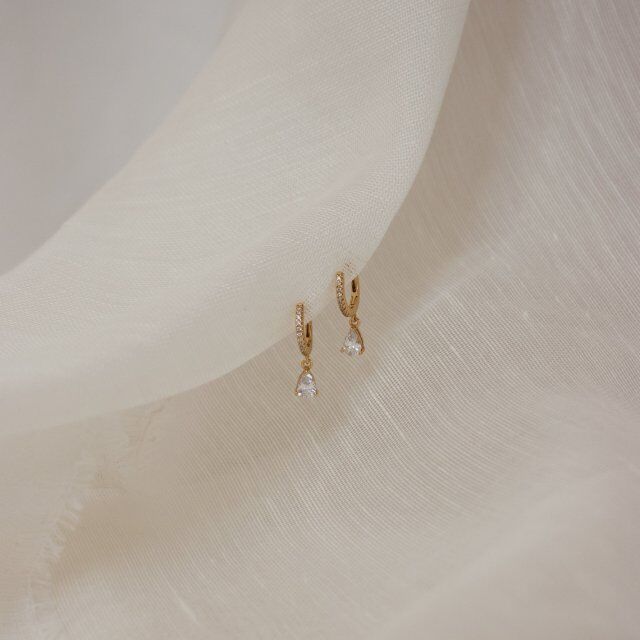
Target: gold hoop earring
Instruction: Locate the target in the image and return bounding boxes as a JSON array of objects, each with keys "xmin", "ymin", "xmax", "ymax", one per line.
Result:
[
  {"xmin": 294, "ymin": 302, "xmax": 318, "ymax": 397},
  {"xmin": 336, "ymin": 272, "xmax": 365, "ymax": 356}
]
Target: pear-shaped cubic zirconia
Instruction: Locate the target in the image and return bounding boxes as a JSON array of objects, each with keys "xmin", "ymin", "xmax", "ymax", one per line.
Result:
[
  {"xmin": 296, "ymin": 372, "xmax": 317, "ymax": 397},
  {"xmin": 341, "ymin": 329, "xmax": 363, "ymax": 356}
]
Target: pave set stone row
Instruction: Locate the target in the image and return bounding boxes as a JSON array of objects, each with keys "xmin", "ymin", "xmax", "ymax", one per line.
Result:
[
  {"xmin": 335, "ymin": 272, "xmax": 348, "ymax": 316},
  {"xmin": 295, "ymin": 303, "xmax": 310, "ymax": 357}
]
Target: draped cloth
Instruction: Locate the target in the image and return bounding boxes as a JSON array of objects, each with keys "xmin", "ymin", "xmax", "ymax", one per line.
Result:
[{"xmin": 1, "ymin": 1, "xmax": 639, "ymax": 637}]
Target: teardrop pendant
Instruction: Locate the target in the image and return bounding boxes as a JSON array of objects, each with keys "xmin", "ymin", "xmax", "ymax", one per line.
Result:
[
  {"xmin": 341, "ymin": 326, "xmax": 364, "ymax": 356},
  {"xmin": 295, "ymin": 369, "xmax": 318, "ymax": 397}
]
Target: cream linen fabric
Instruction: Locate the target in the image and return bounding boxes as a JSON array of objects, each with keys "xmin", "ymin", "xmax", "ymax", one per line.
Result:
[{"xmin": 1, "ymin": 1, "xmax": 640, "ymax": 638}]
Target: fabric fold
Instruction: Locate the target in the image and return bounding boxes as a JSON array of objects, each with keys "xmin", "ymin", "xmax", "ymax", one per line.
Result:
[
  {"xmin": 0, "ymin": 0, "xmax": 469, "ymax": 434},
  {"xmin": 3, "ymin": 1, "xmax": 640, "ymax": 638}
]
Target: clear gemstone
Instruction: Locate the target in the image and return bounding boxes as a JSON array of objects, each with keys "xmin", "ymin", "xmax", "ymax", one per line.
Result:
[
  {"xmin": 296, "ymin": 372, "xmax": 317, "ymax": 397},
  {"xmin": 341, "ymin": 329, "xmax": 363, "ymax": 356}
]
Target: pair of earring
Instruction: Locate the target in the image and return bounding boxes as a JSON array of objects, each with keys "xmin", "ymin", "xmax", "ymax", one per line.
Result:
[{"xmin": 294, "ymin": 271, "xmax": 365, "ymax": 397}]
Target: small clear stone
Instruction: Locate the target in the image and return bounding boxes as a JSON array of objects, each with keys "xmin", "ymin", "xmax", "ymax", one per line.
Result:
[
  {"xmin": 341, "ymin": 329, "xmax": 363, "ymax": 356},
  {"xmin": 296, "ymin": 372, "xmax": 317, "ymax": 397}
]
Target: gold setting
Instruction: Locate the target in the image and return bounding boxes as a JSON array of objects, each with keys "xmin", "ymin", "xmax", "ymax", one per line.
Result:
[
  {"xmin": 336, "ymin": 272, "xmax": 365, "ymax": 355},
  {"xmin": 294, "ymin": 302, "xmax": 317, "ymax": 396}
]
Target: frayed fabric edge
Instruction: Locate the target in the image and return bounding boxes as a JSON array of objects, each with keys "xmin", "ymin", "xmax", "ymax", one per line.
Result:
[{"xmin": 25, "ymin": 417, "xmax": 132, "ymax": 640}]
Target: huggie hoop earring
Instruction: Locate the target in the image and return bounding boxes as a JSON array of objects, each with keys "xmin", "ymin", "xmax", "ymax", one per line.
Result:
[
  {"xmin": 294, "ymin": 303, "xmax": 318, "ymax": 397},
  {"xmin": 336, "ymin": 272, "xmax": 365, "ymax": 356}
]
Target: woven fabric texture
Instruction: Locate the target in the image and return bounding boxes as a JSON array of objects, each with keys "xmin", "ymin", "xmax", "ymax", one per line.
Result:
[{"xmin": 1, "ymin": 1, "xmax": 639, "ymax": 638}]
